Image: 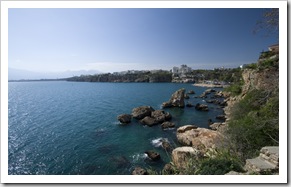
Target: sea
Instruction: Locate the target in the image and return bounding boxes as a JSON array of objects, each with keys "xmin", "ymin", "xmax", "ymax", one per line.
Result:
[{"xmin": 8, "ymin": 81, "xmax": 225, "ymax": 175}]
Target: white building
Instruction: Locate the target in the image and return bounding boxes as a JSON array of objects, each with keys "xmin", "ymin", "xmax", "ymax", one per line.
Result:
[{"xmin": 172, "ymin": 65, "xmax": 192, "ymax": 76}]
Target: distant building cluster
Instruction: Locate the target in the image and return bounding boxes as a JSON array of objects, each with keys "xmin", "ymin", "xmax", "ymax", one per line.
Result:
[{"xmin": 172, "ymin": 64, "xmax": 192, "ymax": 77}]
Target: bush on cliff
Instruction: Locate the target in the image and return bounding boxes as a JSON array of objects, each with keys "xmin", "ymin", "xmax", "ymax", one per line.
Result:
[
  {"xmin": 226, "ymin": 88, "xmax": 279, "ymax": 160},
  {"xmin": 224, "ymin": 80, "xmax": 244, "ymax": 96}
]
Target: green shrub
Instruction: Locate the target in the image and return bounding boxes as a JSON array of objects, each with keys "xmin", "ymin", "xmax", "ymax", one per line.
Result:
[
  {"xmin": 224, "ymin": 81, "xmax": 244, "ymax": 96},
  {"xmin": 227, "ymin": 89, "xmax": 279, "ymax": 160},
  {"xmin": 245, "ymin": 63, "xmax": 258, "ymax": 69}
]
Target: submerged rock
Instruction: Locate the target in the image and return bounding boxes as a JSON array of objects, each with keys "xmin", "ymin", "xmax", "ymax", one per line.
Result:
[
  {"xmin": 162, "ymin": 88, "xmax": 185, "ymax": 108},
  {"xmin": 117, "ymin": 114, "xmax": 132, "ymax": 124},
  {"xmin": 132, "ymin": 106, "xmax": 154, "ymax": 120},
  {"xmin": 186, "ymin": 102, "xmax": 194, "ymax": 107},
  {"xmin": 184, "ymin": 94, "xmax": 190, "ymax": 99},
  {"xmin": 110, "ymin": 156, "xmax": 131, "ymax": 169},
  {"xmin": 162, "ymin": 141, "xmax": 173, "ymax": 152}
]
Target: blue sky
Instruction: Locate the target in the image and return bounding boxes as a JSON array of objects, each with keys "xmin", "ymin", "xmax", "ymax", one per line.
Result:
[{"xmin": 8, "ymin": 8, "xmax": 278, "ymax": 73}]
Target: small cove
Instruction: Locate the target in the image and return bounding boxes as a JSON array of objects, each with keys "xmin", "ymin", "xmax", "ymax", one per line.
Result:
[{"xmin": 8, "ymin": 81, "xmax": 225, "ymax": 175}]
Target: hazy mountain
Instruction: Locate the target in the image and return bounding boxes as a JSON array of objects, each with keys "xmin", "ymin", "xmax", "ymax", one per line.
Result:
[{"xmin": 8, "ymin": 68, "xmax": 102, "ymax": 80}]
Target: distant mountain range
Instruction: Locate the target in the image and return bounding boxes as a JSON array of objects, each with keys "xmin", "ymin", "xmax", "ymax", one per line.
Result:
[{"xmin": 8, "ymin": 68, "xmax": 102, "ymax": 80}]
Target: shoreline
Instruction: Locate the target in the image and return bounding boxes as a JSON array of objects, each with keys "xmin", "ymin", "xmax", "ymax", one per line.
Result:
[{"xmin": 193, "ymin": 83, "xmax": 229, "ymax": 88}]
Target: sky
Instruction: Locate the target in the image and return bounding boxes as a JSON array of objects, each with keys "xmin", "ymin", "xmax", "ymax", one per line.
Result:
[{"xmin": 8, "ymin": 8, "xmax": 278, "ymax": 74}]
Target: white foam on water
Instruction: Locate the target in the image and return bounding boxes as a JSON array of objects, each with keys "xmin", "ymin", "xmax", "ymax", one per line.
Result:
[
  {"xmin": 150, "ymin": 137, "xmax": 169, "ymax": 147},
  {"xmin": 130, "ymin": 153, "xmax": 148, "ymax": 163}
]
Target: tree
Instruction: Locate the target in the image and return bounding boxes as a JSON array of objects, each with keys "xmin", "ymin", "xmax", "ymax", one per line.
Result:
[{"xmin": 253, "ymin": 8, "xmax": 279, "ymax": 39}]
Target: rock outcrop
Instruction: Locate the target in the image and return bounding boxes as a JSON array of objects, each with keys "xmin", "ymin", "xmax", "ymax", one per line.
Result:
[
  {"xmin": 162, "ymin": 88, "xmax": 185, "ymax": 108},
  {"xmin": 172, "ymin": 146, "xmax": 201, "ymax": 169},
  {"xmin": 226, "ymin": 146, "xmax": 279, "ymax": 175},
  {"xmin": 242, "ymin": 68, "xmax": 279, "ymax": 96},
  {"xmin": 245, "ymin": 146, "xmax": 279, "ymax": 174},
  {"xmin": 176, "ymin": 125, "xmax": 225, "ymax": 153}
]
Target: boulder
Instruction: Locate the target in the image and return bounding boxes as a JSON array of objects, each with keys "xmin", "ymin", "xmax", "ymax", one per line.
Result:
[
  {"xmin": 176, "ymin": 126, "xmax": 225, "ymax": 153},
  {"xmin": 117, "ymin": 114, "xmax": 132, "ymax": 124},
  {"xmin": 132, "ymin": 106, "xmax": 154, "ymax": 120},
  {"xmin": 151, "ymin": 110, "xmax": 171, "ymax": 123},
  {"xmin": 172, "ymin": 146, "xmax": 201, "ymax": 169},
  {"xmin": 162, "ymin": 88, "xmax": 185, "ymax": 108},
  {"xmin": 140, "ymin": 116, "xmax": 158, "ymax": 126},
  {"xmin": 145, "ymin": 150, "xmax": 161, "ymax": 161},
  {"xmin": 161, "ymin": 121, "xmax": 175, "ymax": 130},
  {"xmin": 184, "ymin": 94, "xmax": 190, "ymax": 99},
  {"xmin": 132, "ymin": 167, "xmax": 148, "ymax": 175},
  {"xmin": 195, "ymin": 103, "xmax": 209, "ymax": 111}
]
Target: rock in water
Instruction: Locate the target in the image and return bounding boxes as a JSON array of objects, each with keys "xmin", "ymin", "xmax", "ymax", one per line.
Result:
[
  {"xmin": 161, "ymin": 141, "xmax": 173, "ymax": 152},
  {"xmin": 151, "ymin": 110, "xmax": 172, "ymax": 123},
  {"xmin": 117, "ymin": 114, "xmax": 132, "ymax": 124},
  {"xmin": 140, "ymin": 116, "xmax": 158, "ymax": 126},
  {"xmin": 162, "ymin": 88, "xmax": 185, "ymax": 108},
  {"xmin": 216, "ymin": 115, "xmax": 226, "ymax": 120},
  {"xmin": 188, "ymin": 90, "xmax": 195, "ymax": 94},
  {"xmin": 132, "ymin": 106, "xmax": 155, "ymax": 120},
  {"xmin": 195, "ymin": 103, "xmax": 209, "ymax": 111},
  {"xmin": 145, "ymin": 150, "xmax": 161, "ymax": 161}
]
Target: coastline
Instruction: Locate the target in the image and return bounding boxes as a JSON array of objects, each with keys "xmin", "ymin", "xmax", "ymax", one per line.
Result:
[{"xmin": 193, "ymin": 83, "xmax": 229, "ymax": 88}]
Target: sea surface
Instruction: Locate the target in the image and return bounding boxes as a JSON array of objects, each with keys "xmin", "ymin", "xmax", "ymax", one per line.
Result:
[{"xmin": 8, "ymin": 81, "xmax": 225, "ymax": 175}]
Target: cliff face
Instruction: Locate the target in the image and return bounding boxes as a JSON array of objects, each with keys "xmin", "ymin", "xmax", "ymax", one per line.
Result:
[
  {"xmin": 224, "ymin": 66, "xmax": 279, "ymax": 120},
  {"xmin": 241, "ymin": 67, "xmax": 279, "ymax": 96}
]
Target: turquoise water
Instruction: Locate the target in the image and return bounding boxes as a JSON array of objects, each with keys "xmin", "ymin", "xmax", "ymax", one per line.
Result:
[{"xmin": 8, "ymin": 81, "xmax": 224, "ymax": 175}]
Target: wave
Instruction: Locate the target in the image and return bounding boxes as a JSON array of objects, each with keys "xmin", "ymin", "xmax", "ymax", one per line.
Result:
[
  {"xmin": 130, "ymin": 153, "xmax": 148, "ymax": 163},
  {"xmin": 151, "ymin": 137, "xmax": 169, "ymax": 148}
]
